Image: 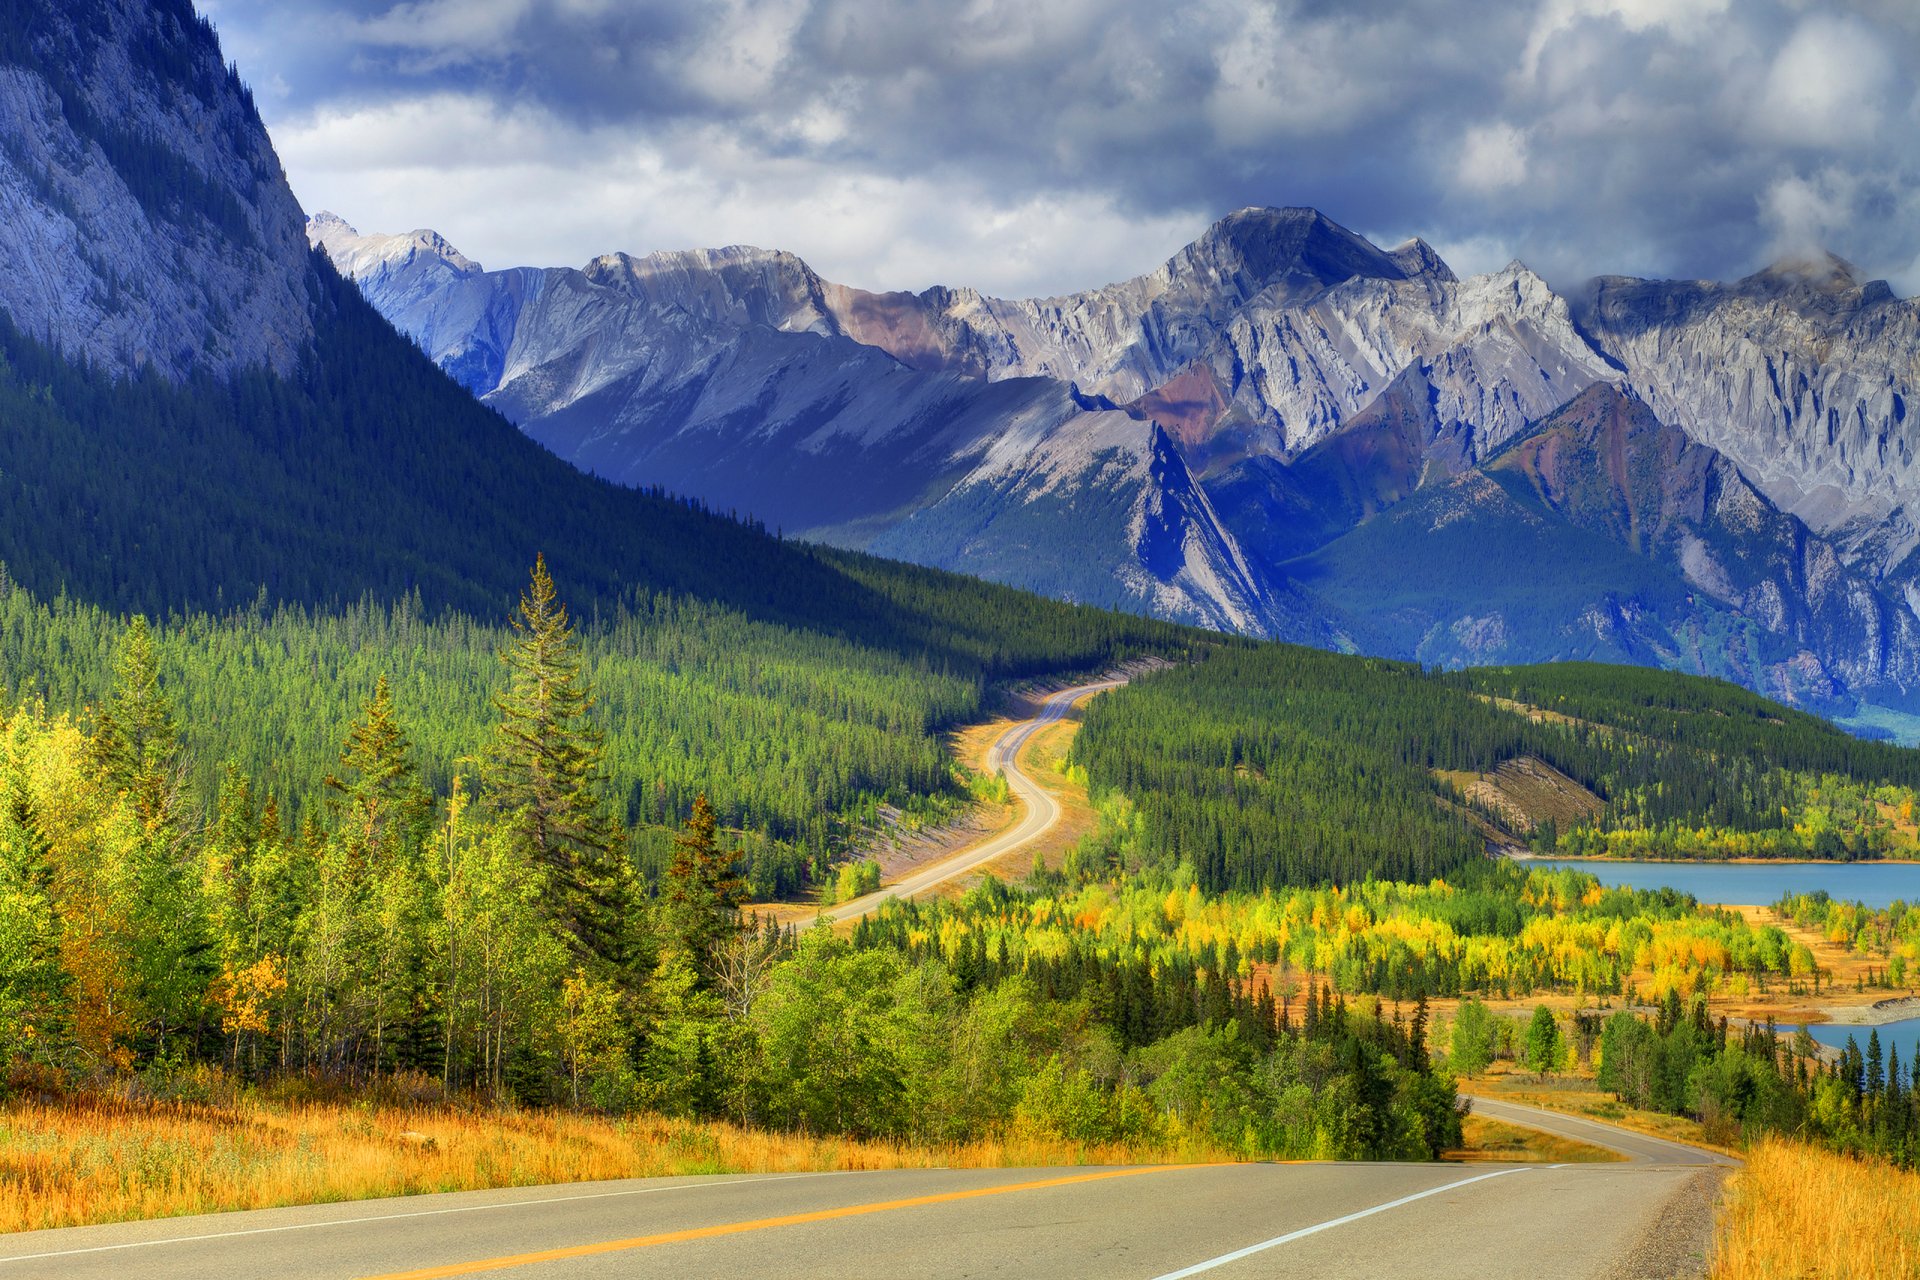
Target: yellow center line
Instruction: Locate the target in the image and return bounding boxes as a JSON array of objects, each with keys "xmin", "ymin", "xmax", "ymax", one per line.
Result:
[{"xmin": 359, "ymin": 1164, "xmax": 1217, "ymax": 1280}]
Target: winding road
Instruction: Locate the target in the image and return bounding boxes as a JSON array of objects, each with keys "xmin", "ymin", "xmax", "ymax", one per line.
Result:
[
  {"xmin": 0, "ymin": 681, "xmax": 1737, "ymax": 1278},
  {"xmin": 824, "ymin": 678, "xmax": 1124, "ymax": 923}
]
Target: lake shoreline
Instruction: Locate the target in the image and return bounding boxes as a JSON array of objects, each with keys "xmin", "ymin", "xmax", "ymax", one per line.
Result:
[{"xmin": 1504, "ymin": 851, "xmax": 1920, "ymax": 868}]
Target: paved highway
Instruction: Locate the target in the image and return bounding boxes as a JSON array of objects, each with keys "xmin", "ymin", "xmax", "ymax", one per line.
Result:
[
  {"xmin": 1462, "ymin": 1093, "xmax": 1738, "ymax": 1167},
  {"xmin": 0, "ymin": 1130, "xmax": 1727, "ymax": 1280},
  {"xmin": 824, "ymin": 679, "xmax": 1123, "ymax": 922}
]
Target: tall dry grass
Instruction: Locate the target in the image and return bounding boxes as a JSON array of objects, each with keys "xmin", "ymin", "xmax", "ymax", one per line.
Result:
[
  {"xmin": 0, "ymin": 1094, "xmax": 1233, "ymax": 1234},
  {"xmin": 1714, "ymin": 1137, "xmax": 1920, "ymax": 1279}
]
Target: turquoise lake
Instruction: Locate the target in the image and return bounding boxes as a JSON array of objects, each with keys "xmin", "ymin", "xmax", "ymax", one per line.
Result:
[
  {"xmin": 1525, "ymin": 859, "xmax": 1920, "ymax": 910},
  {"xmin": 1800, "ymin": 1016, "xmax": 1920, "ymax": 1051}
]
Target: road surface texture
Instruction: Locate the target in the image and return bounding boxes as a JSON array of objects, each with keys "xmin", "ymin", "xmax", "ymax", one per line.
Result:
[
  {"xmin": 0, "ymin": 1129, "xmax": 1729, "ymax": 1280},
  {"xmin": 824, "ymin": 679, "xmax": 1123, "ymax": 922}
]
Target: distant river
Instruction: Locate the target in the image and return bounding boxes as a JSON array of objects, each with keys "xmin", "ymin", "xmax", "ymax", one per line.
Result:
[{"xmin": 1525, "ymin": 858, "xmax": 1920, "ymax": 910}]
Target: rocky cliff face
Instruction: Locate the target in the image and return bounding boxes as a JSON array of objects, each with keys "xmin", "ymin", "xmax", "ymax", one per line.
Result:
[
  {"xmin": 0, "ymin": 0, "xmax": 314, "ymax": 379},
  {"xmin": 317, "ymin": 205, "xmax": 1920, "ymax": 712},
  {"xmin": 1574, "ymin": 257, "xmax": 1920, "ymax": 584},
  {"xmin": 1489, "ymin": 385, "xmax": 1920, "ymax": 700},
  {"xmin": 312, "ymin": 214, "xmax": 1285, "ymax": 633}
]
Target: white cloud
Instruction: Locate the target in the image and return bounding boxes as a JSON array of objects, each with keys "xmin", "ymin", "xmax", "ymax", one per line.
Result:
[
  {"xmin": 274, "ymin": 94, "xmax": 1207, "ymax": 295},
  {"xmin": 1456, "ymin": 123, "xmax": 1531, "ymax": 193},
  {"xmin": 1754, "ymin": 15, "xmax": 1895, "ymax": 148},
  {"xmin": 218, "ymin": 0, "xmax": 1920, "ymax": 296},
  {"xmin": 1206, "ymin": 4, "xmax": 1391, "ymax": 145}
]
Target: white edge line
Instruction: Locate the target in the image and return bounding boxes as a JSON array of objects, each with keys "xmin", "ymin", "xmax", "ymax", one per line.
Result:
[
  {"xmin": 1147, "ymin": 1167, "xmax": 1531, "ymax": 1279},
  {"xmin": 0, "ymin": 1173, "xmax": 829, "ymax": 1265}
]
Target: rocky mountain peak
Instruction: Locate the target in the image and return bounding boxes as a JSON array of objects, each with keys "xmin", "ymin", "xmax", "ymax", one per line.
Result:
[
  {"xmin": 578, "ymin": 244, "xmax": 830, "ymax": 332},
  {"xmin": 1177, "ymin": 206, "xmax": 1435, "ymax": 301},
  {"xmin": 1736, "ymin": 250, "xmax": 1901, "ymax": 310},
  {"xmin": 308, "ymin": 212, "xmax": 482, "ymax": 278},
  {"xmin": 1752, "ymin": 249, "xmax": 1863, "ymax": 290},
  {"xmin": 1388, "ymin": 237, "xmax": 1457, "ymax": 283}
]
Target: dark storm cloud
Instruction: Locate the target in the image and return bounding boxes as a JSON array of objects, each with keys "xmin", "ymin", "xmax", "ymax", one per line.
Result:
[{"xmin": 203, "ymin": 0, "xmax": 1920, "ymax": 297}]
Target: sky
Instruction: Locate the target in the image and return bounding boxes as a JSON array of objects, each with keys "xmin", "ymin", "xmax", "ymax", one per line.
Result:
[{"xmin": 204, "ymin": 0, "xmax": 1920, "ymax": 299}]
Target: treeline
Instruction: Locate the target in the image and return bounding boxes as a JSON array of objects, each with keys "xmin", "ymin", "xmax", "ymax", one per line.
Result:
[
  {"xmin": 0, "ymin": 579, "xmax": 967, "ymax": 897},
  {"xmin": 1773, "ymin": 892, "xmax": 1916, "ymax": 986},
  {"xmin": 851, "ymin": 858, "xmax": 1814, "ymax": 1007},
  {"xmin": 1066, "ymin": 647, "xmax": 1526, "ymax": 889},
  {"xmin": 0, "ymin": 570, "xmax": 1455, "ymax": 1161},
  {"xmin": 1456, "ymin": 662, "xmax": 1920, "ymax": 851},
  {"xmin": 852, "ymin": 886, "xmax": 1462, "ymax": 1160},
  {"xmin": 0, "ymin": 249, "xmax": 1197, "ymax": 675},
  {"xmin": 1585, "ymin": 993, "xmax": 1920, "ymax": 1168},
  {"xmin": 1070, "ymin": 646, "xmax": 1920, "ymax": 893},
  {"xmin": 0, "ymin": 546, "xmax": 1194, "ymax": 897}
]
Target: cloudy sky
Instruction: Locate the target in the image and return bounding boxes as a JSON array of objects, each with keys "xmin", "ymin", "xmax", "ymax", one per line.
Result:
[{"xmin": 204, "ymin": 0, "xmax": 1920, "ymax": 298}]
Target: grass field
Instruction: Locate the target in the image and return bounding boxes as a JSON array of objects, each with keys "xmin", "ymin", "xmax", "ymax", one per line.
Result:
[
  {"xmin": 0, "ymin": 1093, "xmax": 1233, "ymax": 1234},
  {"xmin": 1713, "ymin": 1137, "xmax": 1920, "ymax": 1279},
  {"xmin": 1446, "ymin": 1114, "xmax": 1621, "ymax": 1164}
]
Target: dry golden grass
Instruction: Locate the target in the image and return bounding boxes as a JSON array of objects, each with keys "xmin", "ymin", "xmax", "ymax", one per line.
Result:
[
  {"xmin": 1446, "ymin": 1114, "xmax": 1622, "ymax": 1164},
  {"xmin": 0, "ymin": 1095, "xmax": 1234, "ymax": 1235},
  {"xmin": 1713, "ymin": 1138, "xmax": 1920, "ymax": 1279}
]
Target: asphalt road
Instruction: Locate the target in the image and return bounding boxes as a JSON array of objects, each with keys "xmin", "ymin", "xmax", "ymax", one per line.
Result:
[
  {"xmin": 1461, "ymin": 1094, "xmax": 1739, "ymax": 1167},
  {"xmin": 824, "ymin": 679, "xmax": 1123, "ymax": 922},
  {"xmin": 0, "ymin": 1138, "xmax": 1727, "ymax": 1280}
]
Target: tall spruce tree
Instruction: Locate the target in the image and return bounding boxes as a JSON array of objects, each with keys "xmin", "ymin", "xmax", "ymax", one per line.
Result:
[
  {"xmin": 665, "ymin": 793, "xmax": 744, "ymax": 984},
  {"xmin": 326, "ymin": 675, "xmax": 433, "ymax": 867},
  {"xmin": 92, "ymin": 615, "xmax": 181, "ymax": 830},
  {"xmin": 482, "ymin": 557, "xmax": 630, "ymax": 965}
]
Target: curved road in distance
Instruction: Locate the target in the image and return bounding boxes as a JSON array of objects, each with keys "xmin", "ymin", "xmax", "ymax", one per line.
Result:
[
  {"xmin": 1463, "ymin": 1094, "xmax": 1739, "ymax": 1167},
  {"xmin": 823, "ymin": 678, "xmax": 1124, "ymax": 923}
]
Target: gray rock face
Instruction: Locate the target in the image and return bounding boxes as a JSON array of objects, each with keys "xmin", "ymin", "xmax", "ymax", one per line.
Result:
[
  {"xmin": 0, "ymin": 1, "xmax": 314, "ymax": 379},
  {"xmin": 316, "ymin": 205, "xmax": 1920, "ymax": 711},
  {"xmin": 312, "ymin": 213, "xmax": 1284, "ymax": 634},
  {"xmin": 1574, "ymin": 256, "xmax": 1920, "ymax": 578}
]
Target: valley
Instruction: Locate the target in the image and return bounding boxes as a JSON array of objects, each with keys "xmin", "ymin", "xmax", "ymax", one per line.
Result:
[{"xmin": 1, "ymin": 2, "xmax": 1918, "ymax": 1278}]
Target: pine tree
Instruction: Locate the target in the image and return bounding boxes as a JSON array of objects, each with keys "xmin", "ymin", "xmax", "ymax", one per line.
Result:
[
  {"xmin": 665, "ymin": 794, "xmax": 744, "ymax": 984},
  {"xmin": 326, "ymin": 675, "xmax": 433, "ymax": 868},
  {"xmin": 482, "ymin": 557, "xmax": 629, "ymax": 965},
  {"xmin": 92, "ymin": 615, "xmax": 181, "ymax": 829}
]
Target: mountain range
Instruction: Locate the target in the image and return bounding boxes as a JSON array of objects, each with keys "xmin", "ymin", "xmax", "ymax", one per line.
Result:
[
  {"xmin": 312, "ymin": 208, "xmax": 1920, "ymax": 716},
  {"xmin": 0, "ymin": 0, "xmax": 1913, "ymax": 723}
]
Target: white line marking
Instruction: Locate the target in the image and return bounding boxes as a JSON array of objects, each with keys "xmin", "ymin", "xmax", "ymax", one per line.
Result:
[
  {"xmin": 1147, "ymin": 1168, "xmax": 1531, "ymax": 1278},
  {"xmin": 0, "ymin": 1173, "xmax": 828, "ymax": 1265}
]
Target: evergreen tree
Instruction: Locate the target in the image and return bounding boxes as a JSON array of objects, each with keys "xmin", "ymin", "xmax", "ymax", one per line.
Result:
[
  {"xmin": 326, "ymin": 675, "xmax": 433, "ymax": 866},
  {"xmin": 665, "ymin": 793, "xmax": 744, "ymax": 984},
  {"xmin": 1526, "ymin": 1005, "xmax": 1560, "ymax": 1078},
  {"xmin": 482, "ymin": 557, "xmax": 629, "ymax": 965},
  {"xmin": 91, "ymin": 615, "xmax": 181, "ymax": 829}
]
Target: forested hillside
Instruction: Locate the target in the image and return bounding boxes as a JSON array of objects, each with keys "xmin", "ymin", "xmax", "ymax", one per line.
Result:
[
  {"xmin": 1071, "ymin": 647, "xmax": 1920, "ymax": 888},
  {"xmin": 0, "ymin": 568, "xmax": 1458, "ymax": 1164},
  {"xmin": 0, "ymin": 558, "xmax": 1194, "ymax": 897}
]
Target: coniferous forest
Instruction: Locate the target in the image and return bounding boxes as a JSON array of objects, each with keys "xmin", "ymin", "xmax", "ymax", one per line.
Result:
[{"xmin": 0, "ymin": 562, "xmax": 1465, "ymax": 1159}]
